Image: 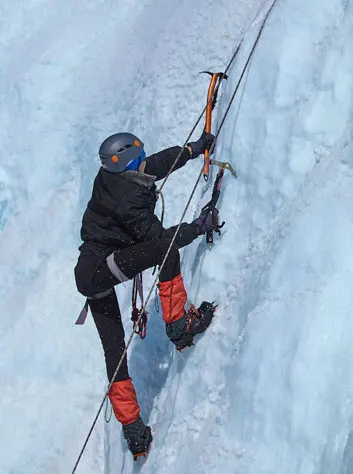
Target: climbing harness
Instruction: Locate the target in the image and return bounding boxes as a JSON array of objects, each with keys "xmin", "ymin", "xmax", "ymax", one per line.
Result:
[{"xmin": 72, "ymin": 1, "xmax": 279, "ymax": 471}]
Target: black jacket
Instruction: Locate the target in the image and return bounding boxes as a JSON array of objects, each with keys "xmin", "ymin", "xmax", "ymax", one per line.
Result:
[{"xmin": 79, "ymin": 146, "xmax": 198, "ymax": 257}]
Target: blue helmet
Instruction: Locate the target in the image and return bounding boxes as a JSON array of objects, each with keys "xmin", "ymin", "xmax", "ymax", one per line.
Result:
[{"xmin": 99, "ymin": 132, "xmax": 146, "ymax": 172}]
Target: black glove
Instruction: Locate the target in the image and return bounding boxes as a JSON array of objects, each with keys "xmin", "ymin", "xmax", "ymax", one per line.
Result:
[
  {"xmin": 194, "ymin": 207, "xmax": 219, "ymax": 235},
  {"xmin": 187, "ymin": 131, "xmax": 215, "ymax": 159}
]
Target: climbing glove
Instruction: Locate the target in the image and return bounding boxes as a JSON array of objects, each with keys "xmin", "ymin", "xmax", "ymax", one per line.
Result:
[
  {"xmin": 187, "ymin": 131, "xmax": 215, "ymax": 159},
  {"xmin": 194, "ymin": 206, "xmax": 219, "ymax": 235}
]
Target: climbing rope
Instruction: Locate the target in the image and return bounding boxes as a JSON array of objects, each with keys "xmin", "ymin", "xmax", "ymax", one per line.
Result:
[{"xmin": 71, "ymin": 1, "xmax": 279, "ymax": 471}]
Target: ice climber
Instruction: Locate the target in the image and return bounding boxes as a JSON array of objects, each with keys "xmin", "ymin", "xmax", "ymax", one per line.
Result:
[{"xmin": 74, "ymin": 131, "xmax": 218, "ymax": 458}]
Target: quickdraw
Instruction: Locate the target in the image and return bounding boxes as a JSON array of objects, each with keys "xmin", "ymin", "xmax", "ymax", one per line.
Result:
[{"xmin": 131, "ymin": 273, "xmax": 148, "ymax": 339}]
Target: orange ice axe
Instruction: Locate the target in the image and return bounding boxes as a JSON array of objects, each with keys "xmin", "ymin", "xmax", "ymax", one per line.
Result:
[{"xmin": 201, "ymin": 71, "xmax": 228, "ymax": 181}]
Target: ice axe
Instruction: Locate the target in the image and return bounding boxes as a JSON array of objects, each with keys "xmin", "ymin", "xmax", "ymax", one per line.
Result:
[{"xmin": 200, "ymin": 71, "xmax": 227, "ymax": 181}]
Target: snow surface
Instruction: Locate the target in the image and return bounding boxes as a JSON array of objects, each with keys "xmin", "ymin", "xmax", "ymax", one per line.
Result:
[{"xmin": 1, "ymin": 0, "xmax": 353, "ymax": 473}]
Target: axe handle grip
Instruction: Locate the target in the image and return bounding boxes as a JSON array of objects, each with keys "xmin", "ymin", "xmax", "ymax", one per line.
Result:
[
  {"xmin": 203, "ymin": 73, "xmax": 218, "ymax": 179},
  {"xmin": 206, "ymin": 229, "xmax": 213, "ymax": 246}
]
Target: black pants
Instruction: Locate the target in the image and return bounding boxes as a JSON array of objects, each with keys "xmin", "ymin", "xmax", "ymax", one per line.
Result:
[{"xmin": 75, "ymin": 239, "xmax": 180, "ymax": 382}]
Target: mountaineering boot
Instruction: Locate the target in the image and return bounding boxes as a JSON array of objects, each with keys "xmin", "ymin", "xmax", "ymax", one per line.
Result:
[
  {"xmin": 158, "ymin": 274, "xmax": 215, "ymax": 350},
  {"xmin": 108, "ymin": 380, "xmax": 152, "ymax": 459},
  {"xmin": 122, "ymin": 417, "xmax": 153, "ymax": 460},
  {"xmin": 166, "ymin": 301, "xmax": 216, "ymax": 350}
]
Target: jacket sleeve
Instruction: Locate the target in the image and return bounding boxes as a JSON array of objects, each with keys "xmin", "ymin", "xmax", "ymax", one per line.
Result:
[
  {"xmin": 143, "ymin": 146, "xmax": 191, "ymax": 181},
  {"xmin": 160, "ymin": 222, "xmax": 199, "ymax": 249},
  {"xmin": 118, "ymin": 190, "xmax": 198, "ymax": 248}
]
